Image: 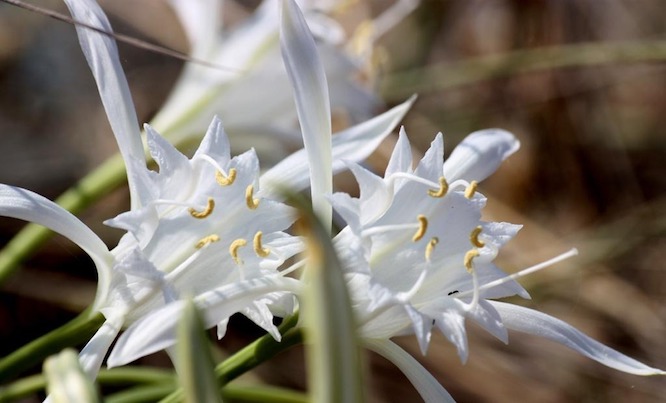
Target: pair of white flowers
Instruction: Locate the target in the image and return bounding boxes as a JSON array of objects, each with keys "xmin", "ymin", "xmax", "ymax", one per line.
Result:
[{"xmin": 0, "ymin": 0, "xmax": 662, "ymax": 401}]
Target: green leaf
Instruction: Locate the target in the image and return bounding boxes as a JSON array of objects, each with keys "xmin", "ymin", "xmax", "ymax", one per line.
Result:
[
  {"xmin": 43, "ymin": 348, "xmax": 100, "ymax": 403},
  {"xmin": 294, "ymin": 195, "xmax": 365, "ymax": 403},
  {"xmin": 176, "ymin": 299, "xmax": 222, "ymax": 403}
]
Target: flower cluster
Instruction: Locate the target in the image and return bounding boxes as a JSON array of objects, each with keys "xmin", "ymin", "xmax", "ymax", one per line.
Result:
[{"xmin": 0, "ymin": 0, "xmax": 662, "ymax": 401}]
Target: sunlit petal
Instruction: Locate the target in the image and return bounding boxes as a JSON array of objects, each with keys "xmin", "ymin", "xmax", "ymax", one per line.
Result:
[
  {"xmin": 364, "ymin": 339, "xmax": 455, "ymax": 403},
  {"xmin": 491, "ymin": 301, "xmax": 666, "ymax": 376},
  {"xmin": 62, "ymin": 0, "xmax": 147, "ymax": 209}
]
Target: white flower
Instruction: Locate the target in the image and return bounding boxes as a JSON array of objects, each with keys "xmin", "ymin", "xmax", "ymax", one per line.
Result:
[
  {"xmin": 0, "ymin": 0, "xmax": 415, "ymax": 376},
  {"xmin": 150, "ymin": 0, "xmax": 390, "ymax": 153},
  {"xmin": 100, "ymin": 0, "xmax": 416, "ymax": 368},
  {"xmin": 330, "ymin": 128, "xmax": 665, "ymax": 402}
]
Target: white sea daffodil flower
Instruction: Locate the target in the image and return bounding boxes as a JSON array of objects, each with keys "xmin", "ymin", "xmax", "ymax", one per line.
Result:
[
  {"xmin": 0, "ymin": 0, "xmax": 414, "ymax": 378},
  {"xmin": 100, "ymin": 0, "xmax": 417, "ymax": 368},
  {"xmin": 331, "ymin": 128, "xmax": 665, "ymax": 402},
  {"xmin": 152, "ymin": 0, "xmax": 404, "ymax": 154}
]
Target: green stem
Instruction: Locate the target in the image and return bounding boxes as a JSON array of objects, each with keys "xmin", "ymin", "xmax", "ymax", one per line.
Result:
[
  {"xmin": 220, "ymin": 385, "xmax": 309, "ymax": 403},
  {"xmin": 0, "ymin": 366, "xmax": 175, "ymax": 401},
  {"xmin": 159, "ymin": 315, "xmax": 303, "ymax": 403},
  {"xmin": 0, "ymin": 154, "xmax": 127, "ymax": 284},
  {"xmin": 0, "ymin": 310, "xmax": 105, "ymax": 383},
  {"xmin": 381, "ymin": 40, "xmax": 666, "ymax": 100},
  {"xmin": 106, "ymin": 383, "xmax": 177, "ymax": 403},
  {"xmin": 105, "ymin": 383, "xmax": 309, "ymax": 403},
  {"xmin": 0, "ymin": 373, "xmax": 44, "ymax": 401}
]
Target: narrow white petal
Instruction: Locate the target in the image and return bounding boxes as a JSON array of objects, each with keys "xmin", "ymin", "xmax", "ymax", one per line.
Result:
[
  {"xmin": 78, "ymin": 318, "xmax": 122, "ymax": 378},
  {"xmin": 260, "ymin": 96, "xmax": 414, "ymax": 197},
  {"xmin": 443, "ymin": 129, "xmax": 519, "ymax": 183},
  {"xmin": 364, "ymin": 339, "xmax": 456, "ymax": 403},
  {"xmin": 168, "ymin": 0, "xmax": 220, "ymax": 59},
  {"xmin": 108, "ymin": 277, "xmax": 302, "ymax": 367},
  {"xmin": 0, "ymin": 185, "xmax": 113, "ymax": 309},
  {"xmin": 63, "ymin": 0, "xmax": 146, "ymax": 209},
  {"xmin": 280, "ymin": 0, "xmax": 332, "ymax": 229},
  {"xmin": 385, "ymin": 127, "xmax": 414, "ymax": 177},
  {"xmin": 414, "ymin": 133, "xmax": 444, "ymax": 182},
  {"xmin": 490, "ymin": 301, "xmax": 666, "ymax": 376}
]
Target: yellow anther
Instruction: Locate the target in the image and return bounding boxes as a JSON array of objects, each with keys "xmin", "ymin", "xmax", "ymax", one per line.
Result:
[
  {"xmin": 470, "ymin": 226, "xmax": 485, "ymax": 248},
  {"xmin": 412, "ymin": 215, "xmax": 428, "ymax": 242},
  {"xmin": 215, "ymin": 168, "xmax": 237, "ymax": 186},
  {"xmin": 425, "ymin": 237, "xmax": 439, "ymax": 260},
  {"xmin": 229, "ymin": 239, "xmax": 248, "ymax": 264},
  {"xmin": 195, "ymin": 234, "xmax": 220, "ymax": 249},
  {"xmin": 245, "ymin": 185, "xmax": 259, "ymax": 210},
  {"xmin": 428, "ymin": 177, "xmax": 449, "ymax": 198},
  {"xmin": 188, "ymin": 197, "xmax": 215, "ymax": 219},
  {"xmin": 464, "ymin": 249, "xmax": 480, "ymax": 273},
  {"xmin": 253, "ymin": 231, "xmax": 270, "ymax": 258},
  {"xmin": 464, "ymin": 181, "xmax": 478, "ymax": 199}
]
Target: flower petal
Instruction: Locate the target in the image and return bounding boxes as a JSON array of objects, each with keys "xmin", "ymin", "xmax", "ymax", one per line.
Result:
[
  {"xmin": 78, "ymin": 317, "xmax": 122, "ymax": 378},
  {"xmin": 443, "ymin": 129, "xmax": 519, "ymax": 183},
  {"xmin": 63, "ymin": 0, "xmax": 147, "ymax": 209},
  {"xmin": 280, "ymin": 0, "xmax": 332, "ymax": 228},
  {"xmin": 364, "ymin": 339, "xmax": 455, "ymax": 403},
  {"xmin": 385, "ymin": 127, "xmax": 414, "ymax": 178},
  {"xmin": 490, "ymin": 301, "xmax": 666, "ymax": 376},
  {"xmin": 107, "ymin": 276, "xmax": 302, "ymax": 367},
  {"xmin": 0, "ymin": 185, "xmax": 113, "ymax": 310},
  {"xmin": 260, "ymin": 96, "xmax": 415, "ymax": 197},
  {"xmin": 167, "ymin": 0, "xmax": 221, "ymax": 59}
]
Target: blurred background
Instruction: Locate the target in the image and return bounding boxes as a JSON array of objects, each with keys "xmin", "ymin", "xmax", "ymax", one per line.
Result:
[{"xmin": 0, "ymin": 0, "xmax": 664, "ymax": 402}]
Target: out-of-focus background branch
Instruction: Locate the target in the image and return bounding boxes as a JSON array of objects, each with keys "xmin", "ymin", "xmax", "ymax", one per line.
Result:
[{"xmin": 0, "ymin": 0, "xmax": 664, "ymax": 402}]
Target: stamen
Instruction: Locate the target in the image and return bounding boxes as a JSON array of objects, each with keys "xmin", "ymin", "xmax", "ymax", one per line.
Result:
[
  {"xmin": 428, "ymin": 177, "xmax": 449, "ymax": 198},
  {"xmin": 229, "ymin": 239, "xmax": 248, "ymax": 264},
  {"xmin": 464, "ymin": 249, "xmax": 479, "ymax": 273},
  {"xmin": 464, "ymin": 180, "xmax": 478, "ymax": 199},
  {"xmin": 253, "ymin": 231, "xmax": 270, "ymax": 257},
  {"xmin": 412, "ymin": 215, "xmax": 428, "ymax": 242},
  {"xmin": 455, "ymin": 248, "xmax": 579, "ymax": 300},
  {"xmin": 425, "ymin": 237, "xmax": 439, "ymax": 260},
  {"xmin": 279, "ymin": 259, "xmax": 307, "ymax": 277},
  {"xmin": 188, "ymin": 197, "xmax": 215, "ymax": 219},
  {"xmin": 216, "ymin": 168, "xmax": 237, "ymax": 186},
  {"xmin": 245, "ymin": 185, "xmax": 259, "ymax": 210},
  {"xmin": 470, "ymin": 226, "xmax": 485, "ymax": 248},
  {"xmin": 195, "ymin": 234, "xmax": 220, "ymax": 249}
]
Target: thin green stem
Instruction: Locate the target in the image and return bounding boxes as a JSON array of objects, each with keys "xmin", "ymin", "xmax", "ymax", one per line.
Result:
[
  {"xmin": 381, "ymin": 40, "xmax": 666, "ymax": 100},
  {"xmin": 0, "ymin": 310, "xmax": 105, "ymax": 383},
  {"xmin": 220, "ymin": 385, "xmax": 309, "ymax": 403},
  {"xmin": 106, "ymin": 383, "xmax": 177, "ymax": 403},
  {"xmin": 159, "ymin": 315, "xmax": 303, "ymax": 403},
  {"xmin": 0, "ymin": 373, "xmax": 44, "ymax": 401},
  {"xmin": 0, "ymin": 366, "xmax": 175, "ymax": 401}
]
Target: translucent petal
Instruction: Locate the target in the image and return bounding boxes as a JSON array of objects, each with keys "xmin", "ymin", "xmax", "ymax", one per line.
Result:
[
  {"xmin": 280, "ymin": 0, "xmax": 332, "ymax": 228},
  {"xmin": 168, "ymin": 0, "xmax": 220, "ymax": 59},
  {"xmin": 385, "ymin": 127, "xmax": 414, "ymax": 178},
  {"xmin": 414, "ymin": 133, "xmax": 444, "ymax": 182},
  {"xmin": 364, "ymin": 339, "xmax": 456, "ymax": 403},
  {"xmin": 443, "ymin": 129, "xmax": 519, "ymax": 183},
  {"xmin": 491, "ymin": 301, "xmax": 666, "ymax": 376},
  {"xmin": 78, "ymin": 317, "xmax": 122, "ymax": 378},
  {"xmin": 260, "ymin": 96, "xmax": 414, "ymax": 197},
  {"xmin": 107, "ymin": 276, "xmax": 302, "ymax": 367},
  {"xmin": 63, "ymin": 0, "xmax": 146, "ymax": 209},
  {"xmin": 0, "ymin": 185, "xmax": 113, "ymax": 310}
]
